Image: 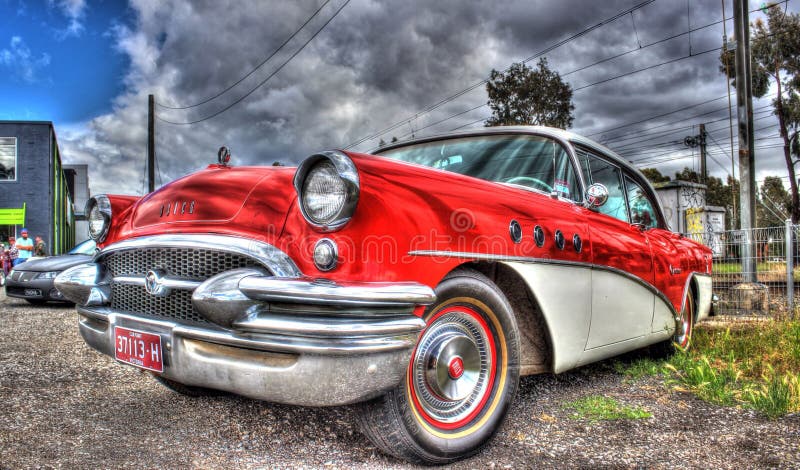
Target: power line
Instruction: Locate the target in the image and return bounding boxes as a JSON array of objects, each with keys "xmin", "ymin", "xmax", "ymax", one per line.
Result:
[
  {"xmin": 619, "ymin": 118, "xmax": 779, "ymax": 157},
  {"xmin": 380, "ymin": 2, "xmax": 790, "ymax": 146},
  {"xmin": 398, "ymin": 14, "xmax": 739, "ymax": 143},
  {"xmin": 604, "ymin": 109, "xmax": 770, "ymax": 152},
  {"xmin": 574, "ymin": 46, "xmax": 722, "ymax": 93},
  {"xmin": 358, "ymin": 2, "xmax": 792, "ymax": 147},
  {"xmin": 157, "ymin": 0, "xmax": 332, "ymax": 110},
  {"xmin": 600, "ymin": 100, "xmax": 774, "ymax": 144},
  {"xmin": 157, "ymin": 0, "xmax": 350, "ymax": 125},
  {"xmin": 342, "ymin": 0, "xmax": 655, "ymax": 149}
]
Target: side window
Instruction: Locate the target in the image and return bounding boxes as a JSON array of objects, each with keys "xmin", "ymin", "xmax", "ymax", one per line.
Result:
[
  {"xmin": 577, "ymin": 149, "xmax": 628, "ymax": 222},
  {"xmin": 553, "ymin": 143, "xmax": 581, "ymax": 202},
  {"xmin": 624, "ymin": 175, "xmax": 658, "ymax": 229}
]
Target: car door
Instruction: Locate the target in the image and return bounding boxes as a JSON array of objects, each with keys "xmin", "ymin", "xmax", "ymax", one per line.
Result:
[{"xmin": 575, "ymin": 148, "xmax": 656, "ymax": 349}]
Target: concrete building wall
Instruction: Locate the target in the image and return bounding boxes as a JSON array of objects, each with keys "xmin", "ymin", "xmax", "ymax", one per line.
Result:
[{"xmin": 0, "ymin": 121, "xmax": 53, "ymax": 244}]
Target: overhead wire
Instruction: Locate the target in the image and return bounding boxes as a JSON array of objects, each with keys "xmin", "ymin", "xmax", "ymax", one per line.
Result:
[
  {"xmin": 156, "ymin": 0, "xmax": 332, "ymax": 110},
  {"xmin": 342, "ymin": 0, "xmax": 656, "ymax": 149},
  {"xmin": 396, "ymin": 14, "xmax": 739, "ymax": 143},
  {"xmin": 157, "ymin": 0, "xmax": 350, "ymax": 125},
  {"xmin": 358, "ymin": 1, "xmax": 790, "ymax": 147}
]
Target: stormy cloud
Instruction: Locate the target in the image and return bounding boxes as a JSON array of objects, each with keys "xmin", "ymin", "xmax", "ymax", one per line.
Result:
[{"xmin": 56, "ymin": 0, "xmax": 798, "ymax": 195}]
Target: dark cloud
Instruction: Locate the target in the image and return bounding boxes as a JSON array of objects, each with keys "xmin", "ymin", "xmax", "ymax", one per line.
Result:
[{"xmin": 58, "ymin": 0, "xmax": 799, "ymax": 196}]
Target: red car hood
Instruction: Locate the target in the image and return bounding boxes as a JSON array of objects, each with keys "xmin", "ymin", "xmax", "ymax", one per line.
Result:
[{"xmin": 126, "ymin": 165, "xmax": 296, "ymax": 238}]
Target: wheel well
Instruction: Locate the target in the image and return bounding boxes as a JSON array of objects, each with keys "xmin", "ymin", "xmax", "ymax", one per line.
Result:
[{"xmin": 461, "ymin": 262, "xmax": 553, "ymax": 375}]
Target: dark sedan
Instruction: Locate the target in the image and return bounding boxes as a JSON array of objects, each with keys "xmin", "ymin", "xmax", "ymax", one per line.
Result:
[{"xmin": 6, "ymin": 239, "xmax": 96, "ymax": 304}]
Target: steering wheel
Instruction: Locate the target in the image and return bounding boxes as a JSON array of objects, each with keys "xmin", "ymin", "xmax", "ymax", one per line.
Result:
[{"xmin": 504, "ymin": 176, "xmax": 553, "ymax": 193}]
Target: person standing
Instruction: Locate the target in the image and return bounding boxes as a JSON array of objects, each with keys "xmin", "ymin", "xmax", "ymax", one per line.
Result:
[
  {"xmin": 14, "ymin": 228, "xmax": 33, "ymax": 266},
  {"xmin": 3, "ymin": 237, "xmax": 19, "ymax": 276},
  {"xmin": 34, "ymin": 235, "xmax": 47, "ymax": 257}
]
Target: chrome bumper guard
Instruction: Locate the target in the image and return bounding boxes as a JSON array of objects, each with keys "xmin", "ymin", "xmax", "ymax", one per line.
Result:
[{"xmin": 56, "ymin": 247, "xmax": 435, "ymax": 406}]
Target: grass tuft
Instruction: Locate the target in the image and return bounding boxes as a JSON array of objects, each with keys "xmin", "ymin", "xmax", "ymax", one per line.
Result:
[
  {"xmin": 564, "ymin": 396, "xmax": 652, "ymax": 422},
  {"xmin": 613, "ymin": 357, "xmax": 665, "ymax": 379}
]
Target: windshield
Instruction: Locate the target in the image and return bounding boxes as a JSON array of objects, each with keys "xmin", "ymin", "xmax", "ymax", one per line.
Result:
[
  {"xmin": 376, "ymin": 134, "xmax": 580, "ymax": 201},
  {"xmin": 69, "ymin": 239, "xmax": 97, "ymax": 255}
]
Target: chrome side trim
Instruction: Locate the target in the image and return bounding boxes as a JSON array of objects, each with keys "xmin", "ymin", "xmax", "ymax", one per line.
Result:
[
  {"xmin": 408, "ymin": 249, "xmax": 677, "ymax": 315},
  {"xmin": 114, "ymin": 275, "xmax": 202, "ymax": 291},
  {"xmin": 78, "ymin": 307, "xmax": 419, "ymax": 355},
  {"xmin": 233, "ymin": 314, "xmax": 426, "ymax": 337},
  {"xmin": 239, "ymin": 276, "xmax": 436, "ymax": 307},
  {"xmin": 95, "ymin": 234, "xmax": 301, "ymax": 278}
]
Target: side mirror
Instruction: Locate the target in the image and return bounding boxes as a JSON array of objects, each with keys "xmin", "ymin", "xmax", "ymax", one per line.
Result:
[{"xmin": 585, "ymin": 183, "xmax": 609, "ymax": 209}]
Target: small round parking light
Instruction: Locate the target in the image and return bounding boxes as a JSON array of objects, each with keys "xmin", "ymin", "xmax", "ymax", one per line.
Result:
[{"xmin": 313, "ymin": 238, "xmax": 339, "ymax": 272}]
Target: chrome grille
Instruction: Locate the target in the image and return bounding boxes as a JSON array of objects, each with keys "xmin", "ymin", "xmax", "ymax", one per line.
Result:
[
  {"xmin": 104, "ymin": 248, "xmax": 260, "ymax": 279},
  {"xmin": 112, "ymin": 283, "xmax": 207, "ymax": 323},
  {"xmin": 105, "ymin": 247, "xmax": 265, "ymax": 325}
]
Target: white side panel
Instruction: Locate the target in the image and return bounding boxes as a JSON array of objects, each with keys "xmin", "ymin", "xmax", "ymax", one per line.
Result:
[
  {"xmin": 653, "ymin": 297, "xmax": 675, "ymax": 335},
  {"xmin": 577, "ymin": 329, "xmax": 671, "ymax": 367},
  {"xmin": 501, "ymin": 262, "xmax": 591, "ymax": 373},
  {"xmin": 586, "ymin": 270, "xmax": 654, "ymax": 349}
]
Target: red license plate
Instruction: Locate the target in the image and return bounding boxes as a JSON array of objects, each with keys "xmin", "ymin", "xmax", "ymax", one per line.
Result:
[{"xmin": 113, "ymin": 326, "xmax": 163, "ymax": 373}]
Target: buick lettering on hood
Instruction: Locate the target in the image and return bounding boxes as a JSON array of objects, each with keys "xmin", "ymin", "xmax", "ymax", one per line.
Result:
[{"xmin": 56, "ymin": 126, "xmax": 713, "ymax": 464}]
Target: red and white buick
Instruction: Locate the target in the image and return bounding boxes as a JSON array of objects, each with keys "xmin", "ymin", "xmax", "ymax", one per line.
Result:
[{"xmin": 56, "ymin": 126, "xmax": 713, "ymax": 464}]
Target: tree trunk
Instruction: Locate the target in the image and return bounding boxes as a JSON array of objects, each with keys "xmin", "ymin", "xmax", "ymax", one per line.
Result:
[{"xmin": 774, "ymin": 64, "xmax": 800, "ymax": 223}]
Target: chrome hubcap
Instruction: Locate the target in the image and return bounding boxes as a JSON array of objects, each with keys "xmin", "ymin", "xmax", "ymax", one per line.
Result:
[
  {"xmin": 412, "ymin": 309, "xmax": 491, "ymax": 423},
  {"xmin": 675, "ymin": 304, "xmax": 691, "ymax": 346}
]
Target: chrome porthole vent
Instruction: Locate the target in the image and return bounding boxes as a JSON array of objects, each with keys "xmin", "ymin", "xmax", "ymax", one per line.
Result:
[
  {"xmin": 573, "ymin": 234, "xmax": 582, "ymax": 253},
  {"xmin": 509, "ymin": 220, "xmax": 522, "ymax": 244},
  {"xmin": 411, "ymin": 311, "xmax": 491, "ymax": 423},
  {"xmin": 554, "ymin": 230, "xmax": 565, "ymax": 250},
  {"xmin": 534, "ymin": 225, "xmax": 545, "ymax": 247}
]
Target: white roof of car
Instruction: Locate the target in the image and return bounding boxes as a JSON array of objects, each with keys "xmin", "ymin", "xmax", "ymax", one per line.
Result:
[{"xmin": 377, "ymin": 125, "xmax": 630, "ymax": 170}]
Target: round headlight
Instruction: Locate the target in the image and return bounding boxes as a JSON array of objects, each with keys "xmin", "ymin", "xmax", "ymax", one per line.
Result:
[
  {"xmin": 86, "ymin": 195, "xmax": 112, "ymax": 242},
  {"xmin": 302, "ymin": 161, "xmax": 347, "ymax": 224},
  {"xmin": 294, "ymin": 151, "xmax": 360, "ymax": 231}
]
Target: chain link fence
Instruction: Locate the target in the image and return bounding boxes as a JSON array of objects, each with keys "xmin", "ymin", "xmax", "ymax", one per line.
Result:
[{"xmin": 687, "ymin": 221, "xmax": 800, "ymax": 319}]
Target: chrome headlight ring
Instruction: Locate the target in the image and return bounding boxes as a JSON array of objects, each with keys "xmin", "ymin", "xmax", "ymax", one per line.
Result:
[
  {"xmin": 293, "ymin": 150, "xmax": 360, "ymax": 231},
  {"xmin": 86, "ymin": 195, "xmax": 112, "ymax": 242}
]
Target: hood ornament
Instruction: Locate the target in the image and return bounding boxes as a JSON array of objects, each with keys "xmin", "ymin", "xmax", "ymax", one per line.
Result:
[{"xmin": 218, "ymin": 146, "xmax": 231, "ymax": 166}]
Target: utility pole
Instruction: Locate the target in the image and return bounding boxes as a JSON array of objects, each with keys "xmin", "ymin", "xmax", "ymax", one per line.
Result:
[
  {"xmin": 721, "ymin": 0, "xmax": 737, "ymax": 228},
  {"xmin": 699, "ymin": 123, "xmax": 707, "ymax": 184},
  {"xmin": 148, "ymin": 94, "xmax": 155, "ymax": 194},
  {"xmin": 734, "ymin": 0, "xmax": 756, "ymax": 282}
]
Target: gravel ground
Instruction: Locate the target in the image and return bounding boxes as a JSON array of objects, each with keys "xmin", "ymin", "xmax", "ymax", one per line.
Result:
[{"xmin": 1, "ymin": 296, "xmax": 798, "ymax": 469}]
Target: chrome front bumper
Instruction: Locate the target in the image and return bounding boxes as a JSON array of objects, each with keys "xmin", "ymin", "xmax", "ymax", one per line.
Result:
[{"xmin": 55, "ymin": 235, "xmax": 435, "ymax": 406}]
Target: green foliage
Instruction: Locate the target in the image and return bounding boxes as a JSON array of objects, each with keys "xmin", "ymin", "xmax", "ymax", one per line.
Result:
[
  {"xmin": 745, "ymin": 366, "xmax": 800, "ymax": 419},
  {"xmin": 563, "ymin": 396, "xmax": 652, "ymax": 421},
  {"xmin": 665, "ymin": 353, "xmax": 741, "ymax": 406},
  {"xmin": 759, "ymin": 176, "xmax": 792, "ymax": 227},
  {"xmin": 640, "ymin": 168, "xmax": 670, "ymax": 184},
  {"xmin": 485, "ymin": 58, "xmax": 574, "ymax": 129},
  {"xmin": 613, "ymin": 357, "xmax": 665, "ymax": 379},
  {"xmin": 664, "ymin": 321, "xmax": 800, "ymax": 418}
]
